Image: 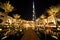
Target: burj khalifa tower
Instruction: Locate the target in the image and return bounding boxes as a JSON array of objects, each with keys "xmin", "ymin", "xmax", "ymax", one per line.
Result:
[{"xmin": 32, "ymin": 0, "xmax": 36, "ymax": 21}]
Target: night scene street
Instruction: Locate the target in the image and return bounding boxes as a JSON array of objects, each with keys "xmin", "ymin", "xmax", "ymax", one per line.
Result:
[{"xmin": 0, "ymin": 0, "xmax": 60, "ymax": 40}]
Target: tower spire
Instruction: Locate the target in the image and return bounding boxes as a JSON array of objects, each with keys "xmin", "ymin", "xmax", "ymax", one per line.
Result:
[{"xmin": 32, "ymin": 0, "xmax": 36, "ymax": 21}]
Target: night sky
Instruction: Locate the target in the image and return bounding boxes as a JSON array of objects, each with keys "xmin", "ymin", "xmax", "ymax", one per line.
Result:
[{"xmin": 0, "ymin": 0, "xmax": 60, "ymax": 20}]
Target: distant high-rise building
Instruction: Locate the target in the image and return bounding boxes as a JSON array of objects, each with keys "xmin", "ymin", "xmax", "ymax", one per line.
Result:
[{"xmin": 32, "ymin": 1, "xmax": 36, "ymax": 21}]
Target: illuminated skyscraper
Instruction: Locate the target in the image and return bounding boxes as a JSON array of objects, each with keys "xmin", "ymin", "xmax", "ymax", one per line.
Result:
[{"xmin": 32, "ymin": 1, "xmax": 36, "ymax": 21}]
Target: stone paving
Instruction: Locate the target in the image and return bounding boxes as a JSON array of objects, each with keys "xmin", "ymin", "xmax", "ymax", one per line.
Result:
[{"xmin": 21, "ymin": 28, "xmax": 40, "ymax": 40}]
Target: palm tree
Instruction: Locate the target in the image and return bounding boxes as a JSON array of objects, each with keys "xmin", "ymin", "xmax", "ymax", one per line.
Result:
[
  {"xmin": 13, "ymin": 14, "xmax": 21, "ymax": 19},
  {"xmin": 0, "ymin": 1, "xmax": 14, "ymax": 14},
  {"xmin": 40, "ymin": 14, "xmax": 46, "ymax": 19},
  {"xmin": 47, "ymin": 5, "xmax": 60, "ymax": 25},
  {"xmin": 47, "ymin": 5, "xmax": 60, "ymax": 16}
]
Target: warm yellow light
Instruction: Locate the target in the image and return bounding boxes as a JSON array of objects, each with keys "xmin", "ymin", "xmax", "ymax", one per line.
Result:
[
  {"xmin": 40, "ymin": 14, "xmax": 46, "ymax": 19},
  {"xmin": 13, "ymin": 14, "xmax": 20, "ymax": 19},
  {"xmin": 57, "ymin": 28, "xmax": 60, "ymax": 30},
  {"xmin": 0, "ymin": 28, "xmax": 2, "ymax": 31},
  {"xmin": 47, "ymin": 5, "xmax": 60, "ymax": 15},
  {"xmin": 47, "ymin": 15, "xmax": 56, "ymax": 25},
  {"xmin": 0, "ymin": 1, "xmax": 14, "ymax": 13},
  {"xmin": 58, "ymin": 26, "xmax": 60, "ymax": 27},
  {"xmin": 7, "ymin": 26, "xmax": 10, "ymax": 28},
  {"xmin": 36, "ymin": 18, "xmax": 40, "ymax": 21}
]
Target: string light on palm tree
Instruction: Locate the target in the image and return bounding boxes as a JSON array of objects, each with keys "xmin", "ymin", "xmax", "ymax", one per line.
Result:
[
  {"xmin": 0, "ymin": 1, "xmax": 14, "ymax": 14},
  {"xmin": 40, "ymin": 14, "xmax": 47, "ymax": 25},
  {"xmin": 47, "ymin": 5, "xmax": 60, "ymax": 25},
  {"xmin": 13, "ymin": 14, "xmax": 21, "ymax": 19},
  {"xmin": 40, "ymin": 14, "xmax": 46, "ymax": 19},
  {"xmin": 47, "ymin": 5, "xmax": 60, "ymax": 16}
]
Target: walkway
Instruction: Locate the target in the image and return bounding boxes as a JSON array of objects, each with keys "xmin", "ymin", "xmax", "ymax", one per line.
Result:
[{"xmin": 21, "ymin": 28, "xmax": 40, "ymax": 40}]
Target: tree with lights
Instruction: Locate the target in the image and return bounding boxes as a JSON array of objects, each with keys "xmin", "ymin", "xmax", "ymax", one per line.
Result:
[
  {"xmin": 47, "ymin": 5, "xmax": 60, "ymax": 27},
  {"xmin": 13, "ymin": 14, "xmax": 21, "ymax": 19},
  {"xmin": 0, "ymin": 1, "xmax": 14, "ymax": 14}
]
